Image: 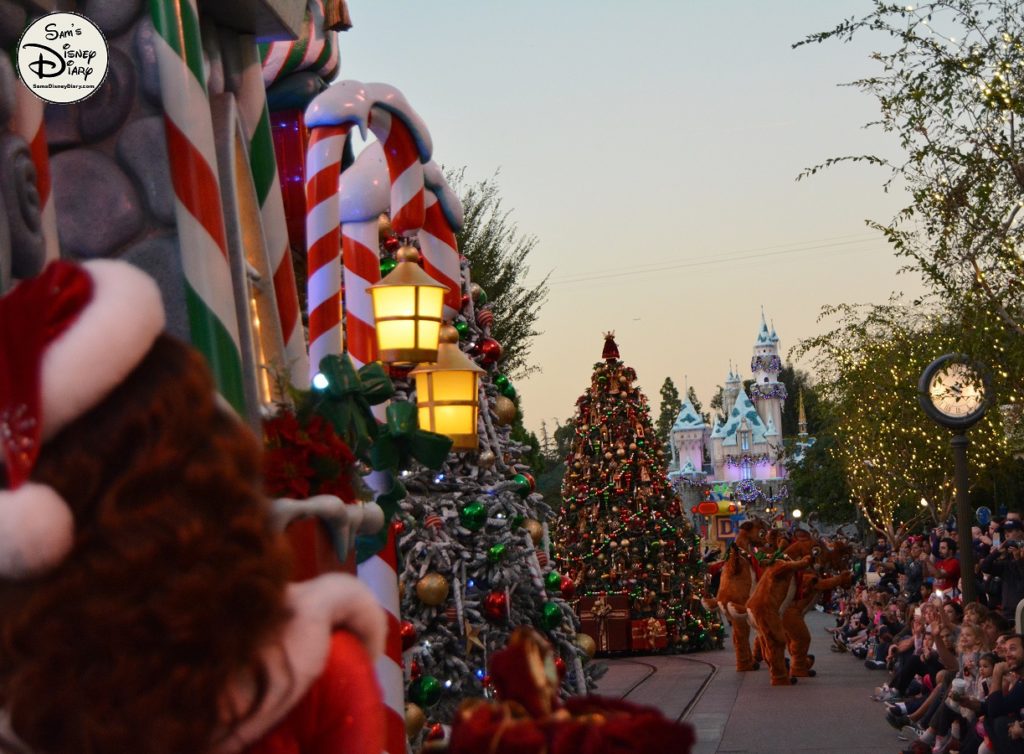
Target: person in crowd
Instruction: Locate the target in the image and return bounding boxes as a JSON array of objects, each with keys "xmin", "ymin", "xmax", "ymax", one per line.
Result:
[
  {"xmin": 953, "ymin": 634, "xmax": 1024, "ymax": 753},
  {"xmin": 981, "ymin": 527, "xmax": 1024, "ymax": 623},
  {"xmin": 933, "ymin": 537, "xmax": 961, "ymax": 600},
  {"xmin": 897, "ymin": 540, "xmax": 929, "ymax": 604}
]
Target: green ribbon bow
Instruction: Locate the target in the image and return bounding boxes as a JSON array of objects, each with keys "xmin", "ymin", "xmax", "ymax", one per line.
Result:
[
  {"xmin": 313, "ymin": 354, "xmax": 394, "ymax": 458},
  {"xmin": 369, "ymin": 402, "xmax": 453, "ymax": 472}
]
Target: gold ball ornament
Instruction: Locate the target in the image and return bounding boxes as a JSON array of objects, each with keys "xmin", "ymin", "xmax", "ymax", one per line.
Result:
[
  {"xmin": 604, "ymin": 451, "xmax": 613, "ymax": 460},
  {"xmin": 576, "ymin": 633, "xmax": 597, "ymax": 658},
  {"xmin": 416, "ymin": 573, "xmax": 450, "ymax": 606},
  {"xmin": 405, "ymin": 703, "xmax": 426, "ymax": 737},
  {"xmin": 469, "ymin": 282, "xmax": 483, "ymax": 300},
  {"xmin": 478, "ymin": 450, "xmax": 497, "ymax": 469},
  {"xmin": 524, "ymin": 518, "xmax": 543, "ymax": 545},
  {"xmin": 494, "ymin": 396, "xmax": 517, "ymax": 426},
  {"xmin": 378, "ymin": 212, "xmax": 394, "ymax": 239}
]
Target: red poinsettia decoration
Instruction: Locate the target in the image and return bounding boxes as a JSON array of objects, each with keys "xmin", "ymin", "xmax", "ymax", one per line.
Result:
[{"xmin": 263, "ymin": 408, "xmax": 358, "ymax": 501}]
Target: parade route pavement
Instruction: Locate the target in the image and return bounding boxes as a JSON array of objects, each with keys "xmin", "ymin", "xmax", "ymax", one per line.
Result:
[{"xmin": 594, "ymin": 610, "xmax": 901, "ymax": 753}]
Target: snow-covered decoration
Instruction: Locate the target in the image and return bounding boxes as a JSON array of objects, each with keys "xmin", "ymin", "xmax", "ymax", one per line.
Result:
[
  {"xmin": 724, "ymin": 454, "xmax": 772, "ymax": 468},
  {"xmin": 719, "ymin": 390, "xmax": 768, "ymax": 447}
]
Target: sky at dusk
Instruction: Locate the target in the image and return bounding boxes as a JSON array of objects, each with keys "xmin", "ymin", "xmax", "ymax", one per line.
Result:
[{"xmin": 340, "ymin": 1, "xmax": 927, "ymax": 436}]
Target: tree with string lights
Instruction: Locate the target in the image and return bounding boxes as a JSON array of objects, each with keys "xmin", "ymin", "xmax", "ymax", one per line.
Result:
[
  {"xmin": 553, "ymin": 333, "xmax": 722, "ymax": 652},
  {"xmin": 793, "ymin": 298, "xmax": 1011, "ymax": 544}
]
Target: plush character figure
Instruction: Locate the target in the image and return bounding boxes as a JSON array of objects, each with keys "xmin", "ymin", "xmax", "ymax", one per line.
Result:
[
  {"xmin": 746, "ymin": 549, "xmax": 815, "ymax": 686},
  {"xmin": 0, "ymin": 260, "xmax": 386, "ymax": 754},
  {"xmin": 715, "ymin": 518, "xmax": 770, "ymax": 671}
]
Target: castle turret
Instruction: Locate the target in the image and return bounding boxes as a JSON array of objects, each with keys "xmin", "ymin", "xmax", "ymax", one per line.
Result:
[
  {"xmin": 670, "ymin": 395, "xmax": 707, "ymax": 482},
  {"xmin": 750, "ymin": 309, "xmax": 785, "ymax": 450},
  {"xmin": 723, "ymin": 363, "xmax": 741, "ymax": 416}
]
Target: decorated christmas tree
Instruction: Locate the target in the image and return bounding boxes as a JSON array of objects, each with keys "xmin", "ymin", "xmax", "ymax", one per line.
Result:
[
  {"xmin": 554, "ymin": 333, "xmax": 722, "ymax": 653},
  {"xmin": 388, "ymin": 247, "xmax": 603, "ymax": 744}
]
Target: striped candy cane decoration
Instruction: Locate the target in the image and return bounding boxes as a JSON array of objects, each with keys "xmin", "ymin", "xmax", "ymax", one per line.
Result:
[
  {"xmin": 420, "ymin": 164, "xmax": 463, "ymax": 319},
  {"xmin": 237, "ymin": 41, "xmax": 309, "ymax": 386},
  {"xmin": 259, "ymin": 0, "xmax": 339, "ymax": 87},
  {"xmin": 304, "ymin": 123, "xmax": 352, "ymax": 380},
  {"xmin": 339, "ymin": 140, "xmax": 389, "ymax": 369},
  {"xmin": 149, "ymin": 0, "xmax": 247, "ymax": 414},
  {"xmin": 12, "ymin": 87, "xmax": 58, "ymax": 263},
  {"xmin": 359, "ymin": 525, "xmax": 405, "ymax": 754},
  {"xmin": 368, "ymin": 106, "xmax": 427, "ymax": 235}
]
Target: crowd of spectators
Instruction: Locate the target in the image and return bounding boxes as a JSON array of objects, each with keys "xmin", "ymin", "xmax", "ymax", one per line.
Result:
[{"xmin": 827, "ymin": 515, "xmax": 1024, "ymax": 753}]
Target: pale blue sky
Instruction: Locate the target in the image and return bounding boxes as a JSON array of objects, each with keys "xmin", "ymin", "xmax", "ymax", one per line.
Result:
[{"xmin": 341, "ymin": 1, "xmax": 924, "ymax": 436}]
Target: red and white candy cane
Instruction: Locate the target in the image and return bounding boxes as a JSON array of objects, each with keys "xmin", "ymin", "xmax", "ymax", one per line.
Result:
[
  {"xmin": 12, "ymin": 86, "xmax": 58, "ymax": 263},
  {"xmin": 338, "ymin": 140, "xmax": 389, "ymax": 370},
  {"xmin": 365, "ymin": 86, "xmax": 433, "ymax": 235},
  {"xmin": 421, "ymin": 161, "xmax": 464, "ymax": 319}
]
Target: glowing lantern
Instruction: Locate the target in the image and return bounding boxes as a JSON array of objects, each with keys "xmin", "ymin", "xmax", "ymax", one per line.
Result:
[
  {"xmin": 367, "ymin": 246, "xmax": 448, "ymax": 364},
  {"xmin": 409, "ymin": 325, "xmax": 485, "ymax": 449}
]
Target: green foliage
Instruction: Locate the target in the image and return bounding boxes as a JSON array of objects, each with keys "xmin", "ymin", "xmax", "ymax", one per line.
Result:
[
  {"xmin": 709, "ymin": 385, "xmax": 726, "ymax": 425},
  {"xmin": 778, "ymin": 365, "xmax": 821, "ymax": 437},
  {"xmin": 785, "ymin": 415, "xmax": 854, "ymax": 524},
  {"xmin": 656, "ymin": 378, "xmax": 683, "ymax": 450},
  {"xmin": 797, "ymin": 0, "xmax": 1024, "ymax": 376},
  {"xmin": 449, "ymin": 169, "xmax": 549, "ymax": 378},
  {"xmin": 687, "ymin": 386, "xmax": 710, "ymax": 425}
]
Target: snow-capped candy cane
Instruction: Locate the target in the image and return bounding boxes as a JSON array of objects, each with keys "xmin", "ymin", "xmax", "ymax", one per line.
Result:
[
  {"xmin": 364, "ymin": 83, "xmax": 433, "ymax": 235},
  {"xmin": 259, "ymin": 0, "xmax": 339, "ymax": 87},
  {"xmin": 303, "ymin": 80, "xmax": 373, "ymax": 380},
  {"xmin": 420, "ymin": 161, "xmax": 463, "ymax": 318},
  {"xmin": 149, "ymin": 0, "xmax": 248, "ymax": 415}
]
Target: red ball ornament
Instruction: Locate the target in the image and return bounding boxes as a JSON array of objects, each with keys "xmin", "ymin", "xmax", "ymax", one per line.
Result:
[
  {"xmin": 383, "ymin": 235, "xmax": 401, "ymax": 253},
  {"xmin": 554, "ymin": 656, "xmax": 566, "ymax": 679},
  {"xmin": 410, "ymin": 659, "xmax": 422, "ymax": 679},
  {"xmin": 400, "ymin": 620, "xmax": 417, "ymax": 651},
  {"xmin": 426, "ymin": 723, "xmax": 445, "ymax": 741},
  {"xmin": 476, "ymin": 337, "xmax": 503, "ymax": 366},
  {"xmin": 482, "ymin": 590, "xmax": 508, "ymax": 623},
  {"xmin": 461, "ymin": 293, "xmax": 471, "ymax": 310},
  {"xmin": 424, "ymin": 514, "xmax": 443, "ymax": 530},
  {"xmin": 560, "ymin": 576, "xmax": 577, "ymax": 600},
  {"xmin": 476, "ymin": 308, "xmax": 494, "ymax": 330},
  {"xmin": 391, "ymin": 520, "xmax": 406, "ymax": 536}
]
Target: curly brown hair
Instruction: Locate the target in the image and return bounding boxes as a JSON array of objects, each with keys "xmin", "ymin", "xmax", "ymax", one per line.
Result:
[{"xmin": 0, "ymin": 335, "xmax": 292, "ymax": 754}]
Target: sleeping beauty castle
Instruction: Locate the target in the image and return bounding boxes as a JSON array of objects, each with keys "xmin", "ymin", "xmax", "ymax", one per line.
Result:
[{"xmin": 667, "ymin": 311, "xmax": 798, "ymax": 496}]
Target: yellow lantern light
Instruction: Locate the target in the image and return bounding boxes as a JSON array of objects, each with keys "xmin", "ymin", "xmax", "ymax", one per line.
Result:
[
  {"xmin": 409, "ymin": 325, "xmax": 485, "ymax": 449},
  {"xmin": 366, "ymin": 246, "xmax": 448, "ymax": 364}
]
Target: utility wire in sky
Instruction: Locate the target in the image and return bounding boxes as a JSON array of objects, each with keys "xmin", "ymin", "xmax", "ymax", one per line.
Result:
[{"xmin": 540, "ymin": 234, "xmax": 883, "ymax": 288}]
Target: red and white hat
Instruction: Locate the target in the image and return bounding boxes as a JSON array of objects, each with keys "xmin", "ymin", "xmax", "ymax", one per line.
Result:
[{"xmin": 0, "ymin": 259, "xmax": 164, "ymax": 578}]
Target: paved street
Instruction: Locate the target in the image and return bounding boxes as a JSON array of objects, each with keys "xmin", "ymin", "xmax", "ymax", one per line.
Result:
[{"xmin": 593, "ymin": 610, "xmax": 900, "ymax": 753}]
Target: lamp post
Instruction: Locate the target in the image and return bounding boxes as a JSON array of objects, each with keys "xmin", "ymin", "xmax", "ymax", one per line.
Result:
[
  {"xmin": 409, "ymin": 325, "xmax": 485, "ymax": 450},
  {"xmin": 918, "ymin": 354, "xmax": 990, "ymax": 605}
]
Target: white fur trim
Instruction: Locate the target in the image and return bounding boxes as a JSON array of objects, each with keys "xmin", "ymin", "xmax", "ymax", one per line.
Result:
[
  {"xmin": 0, "ymin": 482, "xmax": 73, "ymax": 578},
  {"xmin": 219, "ymin": 574, "xmax": 387, "ymax": 752},
  {"xmin": 39, "ymin": 260, "xmax": 164, "ymax": 441}
]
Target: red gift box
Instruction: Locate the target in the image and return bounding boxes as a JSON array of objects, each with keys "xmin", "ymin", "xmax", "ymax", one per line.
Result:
[
  {"xmin": 630, "ymin": 618, "xmax": 668, "ymax": 652},
  {"xmin": 576, "ymin": 593, "xmax": 631, "ymax": 653}
]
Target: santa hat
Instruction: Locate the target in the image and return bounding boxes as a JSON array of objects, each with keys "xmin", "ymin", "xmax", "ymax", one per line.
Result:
[{"xmin": 0, "ymin": 260, "xmax": 164, "ymax": 579}]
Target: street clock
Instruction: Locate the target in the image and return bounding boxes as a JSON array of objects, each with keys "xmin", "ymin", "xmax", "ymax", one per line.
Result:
[{"xmin": 918, "ymin": 354, "xmax": 990, "ymax": 431}]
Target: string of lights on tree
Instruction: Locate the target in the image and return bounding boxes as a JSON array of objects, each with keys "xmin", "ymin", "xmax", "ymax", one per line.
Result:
[
  {"xmin": 552, "ymin": 333, "xmax": 723, "ymax": 653},
  {"xmin": 793, "ymin": 299, "xmax": 1012, "ymax": 540}
]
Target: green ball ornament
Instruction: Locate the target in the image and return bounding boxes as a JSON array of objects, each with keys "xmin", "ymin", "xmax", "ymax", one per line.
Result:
[
  {"xmin": 494, "ymin": 374, "xmax": 511, "ymax": 390},
  {"xmin": 511, "ymin": 474, "xmax": 531, "ymax": 497},
  {"xmin": 499, "ymin": 383, "xmax": 517, "ymax": 400},
  {"xmin": 476, "ymin": 289, "xmax": 489, "ymax": 306},
  {"xmin": 544, "ymin": 571, "xmax": 562, "ymax": 591},
  {"xmin": 511, "ymin": 514, "xmax": 525, "ymax": 528},
  {"xmin": 379, "ymin": 257, "xmax": 397, "ymax": 276},
  {"xmin": 409, "ymin": 675, "xmax": 442, "ymax": 707},
  {"xmin": 541, "ymin": 601, "xmax": 563, "ymax": 631},
  {"xmin": 487, "ymin": 543, "xmax": 507, "ymax": 562},
  {"xmin": 459, "ymin": 501, "xmax": 487, "ymax": 531},
  {"xmin": 454, "ymin": 320, "xmax": 470, "ymax": 339}
]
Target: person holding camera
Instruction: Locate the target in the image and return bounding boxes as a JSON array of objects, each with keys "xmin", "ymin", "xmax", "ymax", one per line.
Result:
[{"xmin": 981, "ymin": 521, "xmax": 1024, "ymax": 624}]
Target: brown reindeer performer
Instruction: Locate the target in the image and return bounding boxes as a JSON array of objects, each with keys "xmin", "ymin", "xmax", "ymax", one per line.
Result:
[
  {"xmin": 782, "ymin": 541, "xmax": 852, "ymax": 678},
  {"xmin": 715, "ymin": 518, "xmax": 770, "ymax": 671},
  {"xmin": 746, "ymin": 535, "xmax": 828, "ymax": 686}
]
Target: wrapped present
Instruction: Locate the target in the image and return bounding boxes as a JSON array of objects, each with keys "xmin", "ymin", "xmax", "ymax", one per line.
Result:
[
  {"xmin": 630, "ymin": 618, "xmax": 668, "ymax": 652},
  {"xmin": 448, "ymin": 628, "xmax": 695, "ymax": 754},
  {"xmin": 576, "ymin": 593, "xmax": 630, "ymax": 653}
]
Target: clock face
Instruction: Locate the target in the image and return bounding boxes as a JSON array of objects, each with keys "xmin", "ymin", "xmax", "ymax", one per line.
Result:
[{"xmin": 928, "ymin": 361, "xmax": 986, "ymax": 420}]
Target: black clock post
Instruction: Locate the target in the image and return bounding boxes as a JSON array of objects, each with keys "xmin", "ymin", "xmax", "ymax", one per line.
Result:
[{"xmin": 918, "ymin": 354, "xmax": 991, "ymax": 605}]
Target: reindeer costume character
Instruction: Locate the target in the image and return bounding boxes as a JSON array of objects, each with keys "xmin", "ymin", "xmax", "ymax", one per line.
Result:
[{"xmin": 715, "ymin": 518, "xmax": 770, "ymax": 672}]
